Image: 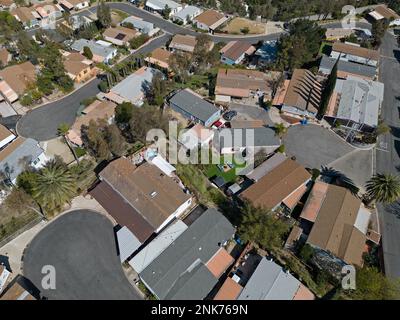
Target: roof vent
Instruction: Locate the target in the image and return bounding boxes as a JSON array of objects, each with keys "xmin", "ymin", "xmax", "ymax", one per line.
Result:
[{"xmin": 150, "ymin": 191, "xmax": 157, "ymax": 198}]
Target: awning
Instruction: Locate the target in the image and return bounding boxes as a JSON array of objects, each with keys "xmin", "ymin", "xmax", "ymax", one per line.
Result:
[{"xmin": 116, "ymin": 226, "xmax": 142, "ymax": 262}]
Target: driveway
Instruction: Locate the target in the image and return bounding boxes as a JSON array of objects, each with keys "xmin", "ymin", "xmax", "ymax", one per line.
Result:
[
  {"xmin": 23, "ymin": 210, "xmax": 141, "ymax": 300},
  {"xmin": 229, "ymin": 103, "xmax": 274, "ymax": 126},
  {"xmin": 284, "ymin": 124, "xmax": 354, "ymax": 169}
]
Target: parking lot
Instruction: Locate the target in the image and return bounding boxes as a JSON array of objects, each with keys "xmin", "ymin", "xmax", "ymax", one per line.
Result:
[{"xmin": 22, "ymin": 210, "xmax": 142, "ymax": 300}]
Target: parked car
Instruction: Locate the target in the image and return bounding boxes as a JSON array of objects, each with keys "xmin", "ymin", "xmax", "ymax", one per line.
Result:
[{"xmin": 223, "ymin": 110, "xmax": 237, "ymax": 121}]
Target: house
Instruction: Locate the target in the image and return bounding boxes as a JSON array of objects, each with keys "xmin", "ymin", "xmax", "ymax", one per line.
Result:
[
  {"xmin": 61, "ymin": 51, "xmax": 96, "ymax": 83},
  {"xmin": 330, "ymin": 42, "xmax": 380, "ymax": 67},
  {"xmin": 11, "ymin": 6, "xmax": 40, "ymax": 28},
  {"xmin": 121, "ymin": 16, "xmax": 158, "ymax": 36},
  {"xmin": 59, "ymin": 0, "xmax": 89, "ymax": 11},
  {"xmin": 277, "ymin": 69, "xmax": 322, "ymax": 118},
  {"xmin": 0, "ymin": 136, "xmax": 47, "ymax": 184},
  {"xmin": 0, "ymin": 61, "xmax": 36, "ymax": 103},
  {"xmin": 215, "ymin": 68, "xmax": 281, "ymax": 103},
  {"xmin": 167, "ymin": 88, "xmax": 221, "ymax": 127},
  {"xmin": 0, "ymin": 275, "xmax": 39, "ymax": 300},
  {"xmin": 103, "ymin": 26, "xmax": 139, "ymax": 47},
  {"xmin": 63, "ymin": 14, "xmax": 93, "ymax": 31},
  {"xmin": 129, "ymin": 219, "xmax": 188, "ymax": 273},
  {"xmin": 368, "ymin": 5, "xmax": 400, "ymax": 26},
  {"xmin": 144, "ymin": 48, "xmax": 171, "ymax": 71},
  {"xmin": 220, "ymin": 41, "xmax": 256, "ymax": 65},
  {"xmin": 213, "ymin": 127, "xmax": 280, "ymax": 155},
  {"xmin": 325, "ymin": 28, "xmax": 354, "ymax": 41},
  {"xmin": 67, "ymin": 100, "xmax": 116, "ymax": 146},
  {"xmin": 0, "ymin": 48, "xmax": 12, "ymax": 67},
  {"xmin": 70, "ymin": 39, "xmax": 117, "ymax": 64},
  {"xmin": 172, "ymin": 5, "xmax": 202, "ymax": 24},
  {"xmin": 139, "ymin": 208, "xmax": 235, "ymax": 300},
  {"xmin": 0, "ymin": 124, "xmax": 16, "ymax": 149},
  {"xmin": 0, "ymin": 264, "xmax": 11, "ymax": 294},
  {"xmin": 319, "ymin": 55, "xmax": 377, "ymax": 80},
  {"xmin": 303, "ymin": 182, "xmax": 371, "ymax": 266},
  {"xmin": 34, "ymin": 3, "xmax": 63, "ymax": 29},
  {"xmin": 0, "ymin": 0, "xmax": 16, "ymax": 10},
  {"xmin": 193, "ymin": 10, "xmax": 229, "ymax": 34},
  {"xmin": 178, "ymin": 124, "xmax": 214, "ymax": 150},
  {"xmin": 238, "ymin": 258, "xmax": 314, "ymax": 300},
  {"xmin": 241, "ymin": 158, "xmax": 311, "ymax": 212},
  {"xmin": 90, "ymin": 157, "xmax": 193, "ymax": 243},
  {"xmin": 169, "ymin": 34, "xmax": 198, "ymax": 54},
  {"xmin": 104, "ymin": 66, "xmax": 161, "ymax": 106},
  {"xmin": 214, "ymin": 277, "xmax": 243, "ymax": 300},
  {"xmin": 245, "ymin": 152, "xmax": 287, "ymax": 182},
  {"xmin": 324, "ymin": 76, "xmax": 384, "ymax": 132},
  {"xmin": 144, "ymin": 0, "xmax": 182, "ymax": 16}
]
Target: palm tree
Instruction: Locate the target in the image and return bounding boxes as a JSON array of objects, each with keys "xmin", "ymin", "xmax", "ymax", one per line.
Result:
[
  {"xmin": 274, "ymin": 123, "xmax": 288, "ymax": 138},
  {"xmin": 58, "ymin": 123, "xmax": 79, "ymax": 163},
  {"xmin": 32, "ymin": 160, "xmax": 77, "ymax": 213},
  {"xmin": 365, "ymin": 173, "xmax": 400, "ymax": 205}
]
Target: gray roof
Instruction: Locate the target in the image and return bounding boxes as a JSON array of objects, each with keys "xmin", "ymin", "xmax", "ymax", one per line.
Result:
[
  {"xmin": 214, "ymin": 127, "xmax": 280, "ymax": 150},
  {"xmin": 173, "ymin": 5, "xmax": 201, "ymax": 20},
  {"xmin": 116, "ymin": 226, "xmax": 142, "ymax": 263},
  {"xmin": 70, "ymin": 39, "xmax": 116, "ymax": 58},
  {"xmin": 169, "ymin": 89, "xmax": 220, "ymax": 123},
  {"xmin": 121, "ymin": 16, "xmax": 154, "ymax": 34},
  {"xmin": 238, "ymin": 258, "xmax": 302, "ymax": 300},
  {"xmin": 246, "ymin": 153, "xmax": 287, "ymax": 182},
  {"xmin": 335, "ymin": 76, "xmax": 384, "ymax": 127},
  {"xmin": 0, "ymin": 138, "xmax": 44, "ymax": 182},
  {"xmin": 139, "ymin": 208, "xmax": 235, "ymax": 300},
  {"xmin": 319, "ymin": 55, "xmax": 377, "ymax": 79},
  {"xmin": 110, "ymin": 67, "xmax": 161, "ymax": 104}
]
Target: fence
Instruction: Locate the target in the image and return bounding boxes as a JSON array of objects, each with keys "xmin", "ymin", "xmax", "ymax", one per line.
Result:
[{"xmin": 0, "ymin": 216, "xmax": 43, "ymax": 249}]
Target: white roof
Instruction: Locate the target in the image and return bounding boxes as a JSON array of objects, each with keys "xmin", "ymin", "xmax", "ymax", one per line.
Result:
[
  {"xmin": 129, "ymin": 219, "xmax": 188, "ymax": 273},
  {"xmin": 146, "ymin": 0, "xmax": 180, "ymax": 10},
  {"xmin": 149, "ymin": 154, "xmax": 176, "ymax": 176},
  {"xmin": 354, "ymin": 206, "xmax": 371, "ymax": 234},
  {"xmin": 173, "ymin": 5, "xmax": 201, "ymax": 19},
  {"xmin": 369, "ymin": 11, "xmax": 384, "ymax": 20},
  {"xmin": 117, "ymin": 226, "xmax": 142, "ymax": 262}
]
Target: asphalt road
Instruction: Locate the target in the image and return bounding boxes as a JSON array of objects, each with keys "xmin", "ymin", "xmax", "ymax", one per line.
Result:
[
  {"xmin": 376, "ymin": 31, "xmax": 400, "ymax": 279},
  {"xmin": 23, "ymin": 210, "xmax": 142, "ymax": 300}
]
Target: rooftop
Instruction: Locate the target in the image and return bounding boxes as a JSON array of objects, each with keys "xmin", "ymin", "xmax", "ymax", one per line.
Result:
[
  {"xmin": 213, "ymin": 277, "xmax": 243, "ymax": 300},
  {"xmin": 319, "ymin": 55, "xmax": 377, "ymax": 80},
  {"xmin": 169, "ymin": 34, "xmax": 197, "ymax": 52},
  {"xmin": 246, "ymin": 153, "xmax": 287, "ymax": 182},
  {"xmin": 70, "ymin": 39, "xmax": 116, "ymax": 58},
  {"xmin": 220, "ymin": 41, "xmax": 256, "ymax": 62},
  {"xmin": 194, "ymin": 10, "xmax": 225, "ymax": 27},
  {"xmin": 173, "ymin": 5, "xmax": 201, "ymax": 20},
  {"xmin": 103, "ymin": 26, "xmax": 139, "ymax": 41},
  {"xmin": 0, "ymin": 61, "xmax": 36, "ymax": 96},
  {"xmin": 332, "ymin": 42, "xmax": 380, "ymax": 61},
  {"xmin": 146, "ymin": 0, "xmax": 180, "ymax": 10},
  {"xmin": 373, "ymin": 5, "xmax": 400, "ymax": 20}
]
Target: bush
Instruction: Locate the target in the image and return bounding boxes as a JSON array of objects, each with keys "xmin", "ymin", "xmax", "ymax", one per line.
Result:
[
  {"xmin": 98, "ymin": 80, "xmax": 109, "ymax": 93},
  {"xmin": 311, "ymin": 168, "xmax": 320, "ymax": 181},
  {"xmin": 277, "ymin": 144, "xmax": 285, "ymax": 153}
]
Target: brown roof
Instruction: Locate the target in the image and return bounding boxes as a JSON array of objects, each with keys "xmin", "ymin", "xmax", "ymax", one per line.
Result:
[
  {"xmin": 0, "ymin": 281, "xmax": 35, "ymax": 300},
  {"xmin": 216, "ymin": 68, "xmax": 281, "ymax": 98},
  {"xmin": 0, "ymin": 124, "xmax": 13, "ymax": 142},
  {"xmin": 0, "ymin": 0, "xmax": 14, "ymax": 7},
  {"xmin": 194, "ymin": 10, "xmax": 225, "ymax": 27},
  {"xmin": 285, "ymin": 225, "xmax": 303, "ymax": 249},
  {"xmin": 293, "ymin": 284, "xmax": 315, "ymax": 300},
  {"xmin": 332, "ymin": 42, "xmax": 380, "ymax": 61},
  {"xmin": 169, "ymin": 34, "xmax": 197, "ymax": 52},
  {"xmin": 220, "ymin": 41, "xmax": 255, "ymax": 61},
  {"xmin": 11, "ymin": 7, "xmax": 36, "ymax": 23},
  {"xmin": 0, "ymin": 61, "xmax": 36, "ymax": 95},
  {"xmin": 0, "ymin": 137, "xmax": 25, "ymax": 162},
  {"xmin": 374, "ymin": 5, "xmax": 400, "ymax": 20},
  {"xmin": 206, "ymin": 248, "xmax": 234, "ymax": 278},
  {"xmin": 99, "ymin": 157, "xmax": 191, "ymax": 230},
  {"xmin": 89, "ymin": 181, "xmax": 154, "ymax": 242},
  {"xmin": 241, "ymin": 158, "xmax": 311, "ymax": 210},
  {"xmin": 103, "ymin": 26, "xmax": 138, "ymax": 41},
  {"xmin": 63, "ymin": 60, "xmax": 89, "ymax": 76},
  {"xmin": 214, "ymin": 277, "xmax": 243, "ymax": 300},
  {"xmin": 307, "ymin": 184, "xmax": 365, "ymax": 266},
  {"xmin": 149, "ymin": 48, "xmax": 171, "ymax": 64},
  {"xmin": 0, "ymin": 48, "xmax": 11, "ymax": 67},
  {"xmin": 283, "ymin": 69, "xmax": 322, "ymax": 113}
]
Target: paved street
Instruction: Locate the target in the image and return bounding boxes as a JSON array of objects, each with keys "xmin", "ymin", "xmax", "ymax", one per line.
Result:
[
  {"xmin": 376, "ymin": 31, "xmax": 400, "ymax": 279},
  {"xmin": 23, "ymin": 210, "xmax": 141, "ymax": 300}
]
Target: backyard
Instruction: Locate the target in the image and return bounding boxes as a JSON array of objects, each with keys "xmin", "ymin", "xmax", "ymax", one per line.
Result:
[
  {"xmin": 220, "ymin": 17, "xmax": 266, "ymax": 35},
  {"xmin": 204, "ymin": 156, "xmax": 247, "ymax": 184}
]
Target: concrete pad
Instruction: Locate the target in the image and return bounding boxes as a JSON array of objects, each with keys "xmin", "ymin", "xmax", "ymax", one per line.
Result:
[{"xmin": 40, "ymin": 138, "xmax": 75, "ymax": 164}]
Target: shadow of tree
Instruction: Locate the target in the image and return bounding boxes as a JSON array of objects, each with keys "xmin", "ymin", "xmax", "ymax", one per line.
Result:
[
  {"xmin": 321, "ymin": 166, "xmax": 360, "ymax": 196},
  {"xmin": 383, "ymin": 201, "xmax": 400, "ymax": 219}
]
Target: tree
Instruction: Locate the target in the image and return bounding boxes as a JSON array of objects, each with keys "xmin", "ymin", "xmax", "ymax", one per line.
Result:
[
  {"xmin": 81, "ymin": 119, "xmax": 112, "ymax": 161},
  {"xmin": 238, "ymin": 203, "xmax": 290, "ymax": 251},
  {"xmin": 365, "ymin": 173, "xmax": 400, "ymax": 205},
  {"xmin": 115, "ymin": 102, "xmax": 134, "ymax": 125},
  {"xmin": 318, "ymin": 58, "xmax": 338, "ymax": 119},
  {"xmin": 32, "ymin": 159, "xmax": 77, "ymax": 213},
  {"xmin": 274, "ymin": 123, "xmax": 287, "ymax": 137},
  {"xmin": 162, "ymin": 5, "xmax": 171, "ymax": 19},
  {"xmin": 169, "ymin": 51, "xmax": 191, "ymax": 83},
  {"xmin": 105, "ymin": 124, "xmax": 127, "ymax": 157},
  {"xmin": 148, "ymin": 72, "xmax": 166, "ymax": 106},
  {"xmin": 97, "ymin": 0, "xmax": 112, "ymax": 28},
  {"xmin": 58, "ymin": 123, "xmax": 79, "ymax": 164},
  {"xmin": 376, "ymin": 122, "xmax": 391, "ymax": 136},
  {"xmin": 371, "ymin": 19, "xmax": 389, "ymax": 47},
  {"xmin": 129, "ymin": 34, "xmax": 149, "ymax": 49},
  {"xmin": 83, "ymin": 46, "xmax": 93, "ymax": 59}
]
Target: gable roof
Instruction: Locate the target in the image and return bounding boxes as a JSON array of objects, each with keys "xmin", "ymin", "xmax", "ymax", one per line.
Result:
[
  {"xmin": 238, "ymin": 258, "xmax": 314, "ymax": 300},
  {"xmin": 220, "ymin": 41, "xmax": 256, "ymax": 62},
  {"xmin": 139, "ymin": 208, "xmax": 235, "ymax": 300},
  {"xmin": 241, "ymin": 158, "xmax": 311, "ymax": 210},
  {"xmin": 121, "ymin": 16, "xmax": 155, "ymax": 34},
  {"xmin": 11, "ymin": 7, "xmax": 37, "ymax": 23},
  {"xmin": 99, "ymin": 157, "xmax": 191, "ymax": 230},
  {"xmin": 70, "ymin": 39, "xmax": 116, "ymax": 58},
  {"xmin": 374, "ymin": 5, "xmax": 400, "ymax": 20},
  {"xmin": 0, "ymin": 61, "xmax": 36, "ymax": 96},
  {"xmin": 168, "ymin": 88, "xmax": 220, "ymax": 123},
  {"xmin": 306, "ymin": 184, "xmax": 366, "ymax": 266},
  {"xmin": 103, "ymin": 26, "xmax": 138, "ymax": 41},
  {"xmin": 332, "ymin": 42, "xmax": 380, "ymax": 61},
  {"xmin": 194, "ymin": 10, "xmax": 224, "ymax": 27},
  {"xmin": 169, "ymin": 34, "xmax": 197, "ymax": 52},
  {"xmin": 319, "ymin": 55, "xmax": 377, "ymax": 80}
]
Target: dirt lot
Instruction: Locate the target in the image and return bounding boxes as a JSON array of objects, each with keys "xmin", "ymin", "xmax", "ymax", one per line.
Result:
[
  {"xmin": 111, "ymin": 9, "xmax": 129, "ymax": 25},
  {"xmin": 221, "ymin": 17, "xmax": 266, "ymax": 35}
]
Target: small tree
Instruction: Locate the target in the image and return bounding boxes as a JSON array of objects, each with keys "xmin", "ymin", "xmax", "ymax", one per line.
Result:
[
  {"xmin": 162, "ymin": 5, "xmax": 171, "ymax": 19},
  {"xmin": 83, "ymin": 46, "xmax": 93, "ymax": 59},
  {"xmin": 97, "ymin": 0, "xmax": 112, "ymax": 28},
  {"xmin": 274, "ymin": 123, "xmax": 287, "ymax": 138}
]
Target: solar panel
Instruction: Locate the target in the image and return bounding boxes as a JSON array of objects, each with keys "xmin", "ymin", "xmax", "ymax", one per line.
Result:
[{"xmin": 115, "ymin": 33, "xmax": 126, "ymax": 40}]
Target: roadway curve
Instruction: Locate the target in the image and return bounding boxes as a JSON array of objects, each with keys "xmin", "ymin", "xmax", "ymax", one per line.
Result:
[{"xmin": 17, "ymin": 2, "xmax": 371, "ymax": 141}]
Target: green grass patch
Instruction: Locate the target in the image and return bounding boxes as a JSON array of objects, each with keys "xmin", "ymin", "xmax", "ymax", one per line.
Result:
[
  {"xmin": 112, "ymin": 9, "xmax": 129, "ymax": 21},
  {"xmin": 74, "ymin": 147, "xmax": 87, "ymax": 158},
  {"xmin": 204, "ymin": 157, "xmax": 246, "ymax": 184}
]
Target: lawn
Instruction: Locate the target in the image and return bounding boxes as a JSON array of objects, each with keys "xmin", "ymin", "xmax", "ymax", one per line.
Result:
[
  {"xmin": 221, "ymin": 17, "xmax": 266, "ymax": 35},
  {"xmin": 205, "ymin": 157, "xmax": 247, "ymax": 184}
]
